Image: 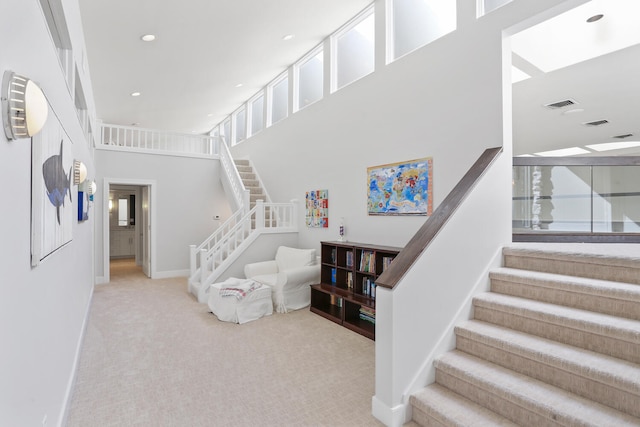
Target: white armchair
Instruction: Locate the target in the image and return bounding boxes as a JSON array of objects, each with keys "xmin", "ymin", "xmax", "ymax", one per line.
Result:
[{"xmin": 244, "ymin": 246, "xmax": 320, "ymax": 313}]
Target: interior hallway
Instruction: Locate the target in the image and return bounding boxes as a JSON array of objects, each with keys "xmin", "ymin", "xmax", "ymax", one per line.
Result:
[{"xmin": 66, "ymin": 259, "xmax": 385, "ymax": 426}]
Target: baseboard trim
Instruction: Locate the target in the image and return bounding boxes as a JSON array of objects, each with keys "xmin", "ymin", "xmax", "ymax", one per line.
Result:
[
  {"xmin": 372, "ymin": 395, "xmax": 409, "ymax": 427},
  {"xmin": 153, "ymin": 269, "xmax": 189, "ymax": 279},
  {"xmin": 58, "ymin": 286, "xmax": 94, "ymax": 427}
]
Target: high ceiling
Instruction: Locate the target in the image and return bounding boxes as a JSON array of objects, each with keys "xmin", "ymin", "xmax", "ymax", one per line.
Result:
[
  {"xmin": 78, "ymin": 0, "xmax": 373, "ymax": 135},
  {"xmin": 79, "ymin": 0, "xmax": 640, "ymax": 156}
]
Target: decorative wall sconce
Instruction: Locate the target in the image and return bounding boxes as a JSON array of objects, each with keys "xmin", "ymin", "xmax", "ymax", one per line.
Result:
[
  {"xmin": 73, "ymin": 160, "xmax": 87, "ymax": 185},
  {"xmin": 2, "ymin": 71, "xmax": 48, "ymax": 140},
  {"xmin": 89, "ymin": 180, "xmax": 97, "ymax": 201}
]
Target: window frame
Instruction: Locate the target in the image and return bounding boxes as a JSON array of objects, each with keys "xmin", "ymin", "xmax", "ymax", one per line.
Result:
[
  {"xmin": 330, "ymin": 5, "xmax": 376, "ymax": 93},
  {"xmin": 266, "ymin": 71, "xmax": 289, "ymax": 127},
  {"xmin": 293, "ymin": 44, "xmax": 324, "ymax": 112},
  {"xmin": 248, "ymin": 90, "xmax": 265, "ymax": 137}
]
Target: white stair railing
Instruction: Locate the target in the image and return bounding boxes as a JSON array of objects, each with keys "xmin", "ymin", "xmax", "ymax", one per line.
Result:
[
  {"xmin": 220, "ymin": 140, "xmax": 250, "ymax": 212},
  {"xmin": 188, "ymin": 200, "xmax": 298, "ymax": 303},
  {"xmin": 99, "ymin": 123, "xmax": 219, "ymax": 157}
]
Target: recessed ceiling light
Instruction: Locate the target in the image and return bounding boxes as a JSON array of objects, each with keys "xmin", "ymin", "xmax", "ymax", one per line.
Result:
[
  {"xmin": 130, "ymin": 92, "xmax": 141, "ymax": 97},
  {"xmin": 141, "ymin": 34, "xmax": 156, "ymax": 42},
  {"xmin": 283, "ymin": 34, "xmax": 294, "ymax": 41},
  {"xmin": 235, "ymin": 83, "xmax": 243, "ymax": 88},
  {"xmin": 586, "ymin": 14, "xmax": 604, "ymax": 23},
  {"xmin": 207, "ymin": 113, "xmax": 213, "ymax": 117}
]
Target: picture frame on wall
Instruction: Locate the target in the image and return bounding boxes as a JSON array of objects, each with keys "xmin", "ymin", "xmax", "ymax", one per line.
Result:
[
  {"xmin": 367, "ymin": 157, "xmax": 433, "ymax": 216},
  {"xmin": 305, "ymin": 189, "xmax": 329, "ymax": 228},
  {"xmin": 31, "ymin": 105, "xmax": 74, "ymax": 266}
]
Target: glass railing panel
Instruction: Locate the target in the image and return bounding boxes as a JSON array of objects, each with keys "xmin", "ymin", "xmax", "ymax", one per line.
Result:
[
  {"xmin": 513, "ymin": 165, "xmax": 591, "ymax": 232},
  {"xmin": 592, "ymin": 166, "xmax": 640, "ymax": 233}
]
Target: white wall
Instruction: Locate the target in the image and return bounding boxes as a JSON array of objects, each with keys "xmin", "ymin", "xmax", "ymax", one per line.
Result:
[
  {"xmin": 232, "ymin": 1, "xmax": 503, "ymax": 251},
  {"xmin": 230, "ymin": 0, "xmax": 588, "ymax": 425},
  {"xmin": 0, "ymin": 1, "xmax": 96, "ymax": 425},
  {"xmin": 94, "ymin": 150, "xmax": 232, "ymax": 279}
]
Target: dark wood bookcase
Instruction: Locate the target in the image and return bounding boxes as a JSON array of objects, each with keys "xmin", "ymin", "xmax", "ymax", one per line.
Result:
[{"xmin": 310, "ymin": 241, "xmax": 401, "ymax": 340}]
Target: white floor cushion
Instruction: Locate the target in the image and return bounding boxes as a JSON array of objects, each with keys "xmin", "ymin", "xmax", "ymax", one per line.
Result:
[{"xmin": 208, "ymin": 278, "xmax": 273, "ymax": 324}]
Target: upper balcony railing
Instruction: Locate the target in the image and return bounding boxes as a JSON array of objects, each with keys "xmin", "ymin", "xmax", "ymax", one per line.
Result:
[
  {"xmin": 99, "ymin": 123, "xmax": 220, "ymax": 157},
  {"xmin": 513, "ymin": 156, "xmax": 640, "ymax": 243}
]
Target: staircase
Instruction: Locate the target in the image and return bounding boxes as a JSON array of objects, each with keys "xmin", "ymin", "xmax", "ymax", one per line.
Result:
[
  {"xmin": 235, "ymin": 159, "xmax": 268, "ymax": 209},
  {"xmin": 410, "ymin": 244, "xmax": 640, "ymax": 426},
  {"xmin": 235, "ymin": 159, "xmax": 278, "ymax": 227},
  {"xmin": 188, "ymin": 158, "xmax": 296, "ymax": 303}
]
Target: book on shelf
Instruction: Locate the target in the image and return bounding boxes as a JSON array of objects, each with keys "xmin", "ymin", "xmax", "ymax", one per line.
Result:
[
  {"xmin": 382, "ymin": 256, "xmax": 394, "ymax": 272},
  {"xmin": 347, "ymin": 272, "xmax": 353, "ymax": 289},
  {"xmin": 331, "ymin": 268, "xmax": 336, "ymax": 283},
  {"xmin": 359, "ymin": 306, "xmax": 376, "ymax": 324},
  {"xmin": 330, "ymin": 248, "xmax": 336, "ymax": 264},
  {"xmin": 359, "ymin": 250, "xmax": 375, "ymax": 273},
  {"xmin": 346, "ymin": 250, "xmax": 353, "ymax": 268},
  {"xmin": 361, "ymin": 277, "xmax": 375, "ymax": 298},
  {"xmin": 330, "ymin": 294, "xmax": 342, "ymax": 308}
]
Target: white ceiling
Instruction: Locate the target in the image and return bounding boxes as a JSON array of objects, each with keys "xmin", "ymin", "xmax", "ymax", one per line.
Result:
[
  {"xmin": 78, "ymin": 0, "xmax": 373, "ymax": 135},
  {"xmin": 79, "ymin": 0, "xmax": 640, "ymax": 156},
  {"xmin": 512, "ymin": 0, "xmax": 640, "ymax": 156}
]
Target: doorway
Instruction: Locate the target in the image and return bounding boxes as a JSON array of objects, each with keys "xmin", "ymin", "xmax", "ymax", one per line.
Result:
[{"xmin": 102, "ymin": 178, "xmax": 156, "ymax": 283}]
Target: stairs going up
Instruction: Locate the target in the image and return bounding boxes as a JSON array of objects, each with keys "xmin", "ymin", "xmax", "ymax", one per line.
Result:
[
  {"xmin": 410, "ymin": 244, "xmax": 640, "ymax": 426},
  {"xmin": 235, "ymin": 159, "xmax": 267, "ymax": 210},
  {"xmin": 235, "ymin": 159, "xmax": 277, "ymax": 227}
]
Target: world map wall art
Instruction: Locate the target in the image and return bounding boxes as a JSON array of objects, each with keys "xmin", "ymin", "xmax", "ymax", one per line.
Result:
[{"xmin": 367, "ymin": 157, "xmax": 433, "ymax": 216}]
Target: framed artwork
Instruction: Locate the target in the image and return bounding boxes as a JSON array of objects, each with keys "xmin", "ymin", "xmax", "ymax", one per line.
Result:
[
  {"xmin": 367, "ymin": 157, "xmax": 433, "ymax": 215},
  {"xmin": 305, "ymin": 189, "xmax": 329, "ymax": 228},
  {"xmin": 31, "ymin": 106, "xmax": 74, "ymax": 266},
  {"xmin": 78, "ymin": 190, "xmax": 89, "ymax": 221}
]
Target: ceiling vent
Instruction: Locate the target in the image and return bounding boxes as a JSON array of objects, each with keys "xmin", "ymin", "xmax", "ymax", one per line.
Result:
[
  {"xmin": 613, "ymin": 133, "xmax": 634, "ymax": 139},
  {"xmin": 583, "ymin": 119, "xmax": 609, "ymax": 126},
  {"xmin": 544, "ymin": 99, "xmax": 577, "ymax": 109}
]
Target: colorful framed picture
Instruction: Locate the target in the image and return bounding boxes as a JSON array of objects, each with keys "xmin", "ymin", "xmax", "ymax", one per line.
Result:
[
  {"xmin": 305, "ymin": 189, "xmax": 329, "ymax": 228},
  {"xmin": 367, "ymin": 157, "xmax": 433, "ymax": 215}
]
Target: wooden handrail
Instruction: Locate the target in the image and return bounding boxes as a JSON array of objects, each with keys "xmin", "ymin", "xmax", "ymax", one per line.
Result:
[{"xmin": 375, "ymin": 146, "xmax": 503, "ymax": 290}]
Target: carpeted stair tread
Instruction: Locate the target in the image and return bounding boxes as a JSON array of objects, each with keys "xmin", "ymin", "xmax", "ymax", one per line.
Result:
[
  {"xmin": 455, "ymin": 320, "xmax": 640, "ymax": 416},
  {"xmin": 502, "ymin": 245, "xmax": 640, "ymax": 285},
  {"xmin": 435, "ymin": 350, "xmax": 640, "ymax": 426},
  {"xmin": 234, "ymin": 159, "xmax": 250, "ymax": 165},
  {"xmin": 490, "ymin": 267, "xmax": 640, "ymax": 301},
  {"xmin": 473, "ymin": 292, "xmax": 640, "ymax": 344},
  {"xmin": 489, "ymin": 267, "xmax": 640, "ymax": 320},
  {"xmin": 503, "ymin": 244, "xmax": 640, "ymax": 269},
  {"xmin": 411, "ymin": 383, "xmax": 518, "ymax": 426},
  {"xmin": 239, "ymin": 172, "xmax": 256, "ymax": 180}
]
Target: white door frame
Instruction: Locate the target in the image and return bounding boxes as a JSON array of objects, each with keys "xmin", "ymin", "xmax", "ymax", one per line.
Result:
[{"xmin": 102, "ymin": 178, "xmax": 157, "ymax": 283}]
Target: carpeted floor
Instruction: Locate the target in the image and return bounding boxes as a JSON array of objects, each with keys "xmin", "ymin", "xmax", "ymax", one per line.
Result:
[{"xmin": 66, "ymin": 259, "xmax": 385, "ymax": 426}]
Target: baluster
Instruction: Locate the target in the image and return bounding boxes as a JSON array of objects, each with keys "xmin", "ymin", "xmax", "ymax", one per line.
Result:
[
  {"xmin": 199, "ymin": 249, "xmax": 208, "ymax": 284},
  {"xmin": 189, "ymin": 245, "xmax": 196, "ymax": 278},
  {"xmin": 290, "ymin": 199, "xmax": 298, "ymax": 229}
]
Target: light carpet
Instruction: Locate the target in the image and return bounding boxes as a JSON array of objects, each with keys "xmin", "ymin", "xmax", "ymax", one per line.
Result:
[{"xmin": 66, "ymin": 259, "xmax": 384, "ymax": 426}]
